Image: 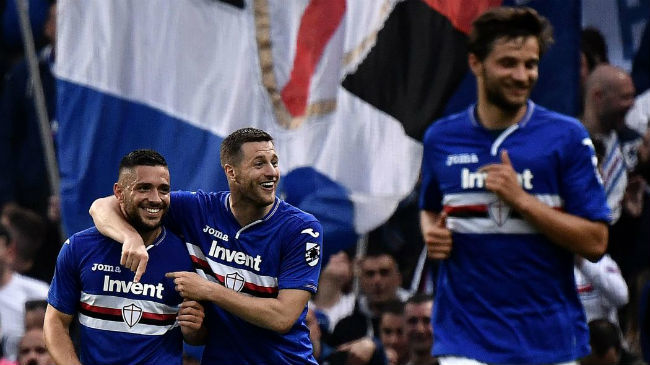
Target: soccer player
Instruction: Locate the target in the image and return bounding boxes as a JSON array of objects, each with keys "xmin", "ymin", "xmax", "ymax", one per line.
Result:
[
  {"xmin": 44, "ymin": 150, "xmax": 204, "ymax": 365},
  {"xmin": 419, "ymin": 7, "xmax": 610, "ymax": 365},
  {"xmin": 90, "ymin": 128, "xmax": 323, "ymax": 364}
]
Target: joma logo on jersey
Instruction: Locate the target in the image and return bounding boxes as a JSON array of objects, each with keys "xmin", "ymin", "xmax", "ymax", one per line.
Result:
[
  {"xmin": 203, "ymin": 225, "xmax": 229, "ymax": 241},
  {"xmin": 461, "ymin": 168, "xmax": 534, "ymax": 190},
  {"xmin": 92, "ymin": 263, "xmax": 121, "ymax": 273},
  {"xmin": 103, "ymin": 275, "xmax": 164, "ymax": 299},
  {"xmin": 446, "ymin": 153, "xmax": 479, "ymax": 166},
  {"xmin": 208, "ymin": 241, "xmax": 262, "ymax": 272}
]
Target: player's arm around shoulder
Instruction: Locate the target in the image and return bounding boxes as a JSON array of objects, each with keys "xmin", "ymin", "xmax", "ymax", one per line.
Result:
[
  {"xmin": 43, "ymin": 304, "xmax": 81, "ymax": 365},
  {"xmin": 89, "ymin": 195, "xmax": 148, "ymax": 281}
]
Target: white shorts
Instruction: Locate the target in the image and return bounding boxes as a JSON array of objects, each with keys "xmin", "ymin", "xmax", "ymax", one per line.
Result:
[{"xmin": 439, "ymin": 356, "xmax": 578, "ymax": 365}]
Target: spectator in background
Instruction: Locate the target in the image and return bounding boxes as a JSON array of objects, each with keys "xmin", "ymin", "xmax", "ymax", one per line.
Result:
[
  {"xmin": 575, "ymin": 254, "xmax": 628, "ymax": 326},
  {"xmin": 330, "ymin": 247, "xmax": 408, "ymax": 346},
  {"xmin": 582, "ymin": 64, "xmax": 640, "ymax": 224},
  {"xmin": 0, "ymin": 224, "xmax": 48, "ymax": 362},
  {"xmin": 582, "ymin": 319, "xmax": 646, "ymax": 365},
  {"xmin": 24, "ymin": 300, "xmax": 47, "ymax": 331},
  {"xmin": 17, "ymin": 328, "xmax": 53, "ymax": 365},
  {"xmin": 312, "ymin": 249, "xmax": 356, "ymax": 333},
  {"xmin": 404, "ymin": 294, "xmax": 435, "ymax": 365},
  {"xmin": 420, "ymin": 6, "xmax": 609, "ymax": 365},
  {"xmin": 378, "ymin": 300, "xmax": 408, "ymax": 365},
  {"xmin": 580, "ymin": 27, "xmax": 609, "ymax": 115},
  {"xmin": 1, "ymin": 204, "xmax": 48, "ymax": 282}
]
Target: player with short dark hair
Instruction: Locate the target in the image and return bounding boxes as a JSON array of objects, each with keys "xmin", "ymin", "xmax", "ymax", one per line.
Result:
[
  {"xmin": 420, "ymin": 6, "xmax": 609, "ymax": 365},
  {"xmin": 44, "ymin": 149, "xmax": 203, "ymax": 365}
]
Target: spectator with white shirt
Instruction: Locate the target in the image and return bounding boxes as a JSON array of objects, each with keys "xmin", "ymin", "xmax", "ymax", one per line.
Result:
[{"xmin": 0, "ymin": 224, "xmax": 48, "ymax": 361}]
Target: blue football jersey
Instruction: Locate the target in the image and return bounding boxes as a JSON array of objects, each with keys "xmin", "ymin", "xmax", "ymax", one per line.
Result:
[
  {"xmin": 48, "ymin": 227, "xmax": 194, "ymax": 365},
  {"xmin": 419, "ymin": 101, "xmax": 610, "ymax": 364},
  {"xmin": 164, "ymin": 190, "xmax": 322, "ymax": 365}
]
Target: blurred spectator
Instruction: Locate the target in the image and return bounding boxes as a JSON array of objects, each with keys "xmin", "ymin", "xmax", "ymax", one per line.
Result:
[
  {"xmin": 580, "ymin": 27, "xmax": 609, "ymax": 114},
  {"xmin": 575, "ymin": 255, "xmax": 629, "ymax": 326},
  {"xmin": 0, "ymin": 224, "xmax": 48, "ymax": 361},
  {"xmin": 403, "ymin": 294, "xmax": 435, "ymax": 365},
  {"xmin": 378, "ymin": 300, "xmax": 408, "ymax": 365},
  {"xmin": 582, "ymin": 64, "xmax": 640, "ymax": 223},
  {"xmin": 312, "ymin": 250, "xmax": 356, "ymax": 332},
  {"xmin": 1, "ymin": 204, "xmax": 50, "ymax": 282},
  {"xmin": 330, "ymin": 247, "xmax": 408, "ymax": 346},
  {"xmin": 582, "ymin": 319, "xmax": 646, "ymax": 365},
  {"xmin": 309, "ymin": 306, "xmax": 388, "ymax": 365},
  {"xmin": 0, "ymin": 1, "xmax": 57, "ymax": 219},
  {"xmin": 23, "ymin": 300, "xmax": 46, "ymax": 331},
  {"xmin": 16, "ymin": 328, "xmax": 53, "ymax": 365}
]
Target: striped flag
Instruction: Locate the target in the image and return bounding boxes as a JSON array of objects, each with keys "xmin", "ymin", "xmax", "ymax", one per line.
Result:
[{"xmin": 55, "ymin": 0, "xmax": 579, "ymax": 260}]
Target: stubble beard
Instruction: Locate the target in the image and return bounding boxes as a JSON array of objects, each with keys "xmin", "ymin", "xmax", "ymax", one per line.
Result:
[
  {"xmin": 483, "ymin": 70, "xmax": 533, "ymax": 114},
  {"xmin": 123, "ymin": 201, "xmax": 164, "ymax": 235}
]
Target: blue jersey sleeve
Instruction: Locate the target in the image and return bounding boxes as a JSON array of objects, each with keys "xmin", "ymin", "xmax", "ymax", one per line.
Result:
[
  {"xmin": 560, "ymin": 125, "xmax": 610, "ymax": 222},
  {"xmin": 165, "ymin": 190, "xmax": 203, "ymax": 234},
  {"xmin": 419, "ymin": 126, "xmax": 443, "ymax": 212},
  {"xmin": 278, "ymin": 219, "xmax": 322, "ymax": 294},
  {"xmin": 48, "ymin": 237, "xmax": 81, "ymax": 315}
]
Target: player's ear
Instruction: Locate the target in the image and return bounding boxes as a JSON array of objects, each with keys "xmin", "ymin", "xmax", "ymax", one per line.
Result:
[
  {"xmin": 468, "ymin": 53, "xmax": 482, "ymax": 77},
  {"xmin": 224, "ymin": 164, "xmax": 236, "ymax": 182},
  {"xmin": 113, "ymin": 182, "xmax": 125, "ymax": 203}
]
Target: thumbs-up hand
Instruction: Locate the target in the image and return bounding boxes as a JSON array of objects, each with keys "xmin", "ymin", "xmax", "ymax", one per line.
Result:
[
  {"xmin": 421, "ymin": 211, "xmax": 453, "ymax": 259},
  {"xmin": 479, "ymin": 149, "xmax": 525, "ymax": 207}
]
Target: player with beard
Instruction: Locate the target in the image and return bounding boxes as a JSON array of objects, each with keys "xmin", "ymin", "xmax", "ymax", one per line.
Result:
[
  {"xmin": 43, "ymin": 150, "xmax": 204, "ymax": 365},
  {"xmin": 419, "ymin": 7, "xmax": 609, "ymax": 365},
  {"xmin": 89, "ymin": 128, "xmax": 323, "ymax": 364}
]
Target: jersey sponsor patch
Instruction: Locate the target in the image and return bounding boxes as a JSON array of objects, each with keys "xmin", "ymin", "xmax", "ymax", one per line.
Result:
[{"xmin": 305, "ymin": 242, "xmax": 320, "ymax": 267}]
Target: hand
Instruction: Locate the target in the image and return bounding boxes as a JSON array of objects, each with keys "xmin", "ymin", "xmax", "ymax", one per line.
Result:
[
  {"xmin": 178, "ymin": 300, "xmax": 205, "ymax": 331},
  {"xmin": 479, "ymin": 150, "xmax": 526, "ymax": 207},
  {"xmin": 166, "ymin": 271, "xmax": 213, "ymax": 301},
  {"xmin": 121, "ymin": 235, "xmax": 148, "ymax": 282},
  {"xmin": 337, "ymin": 337, "xmax": 376, "ymax": 365},
  {"xmin": 422, "ymin": 212, "xmax": 452, "ymax": 259}
]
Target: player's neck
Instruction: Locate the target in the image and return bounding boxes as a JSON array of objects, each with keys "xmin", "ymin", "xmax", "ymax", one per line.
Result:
[
  {"xmin": 0, "ymin": 267, "xmax": 12, "ymax": 287},
  {"xmin": 228, "ymin": 195, "xmax": 273, "ymax": 227},
  {"xmin": 139, "ymin": 227, "xmax": 162, "ymax": 247},
  {"xmin": 476, "ymin": 100, "xmax": 528, "ymax": 130}
]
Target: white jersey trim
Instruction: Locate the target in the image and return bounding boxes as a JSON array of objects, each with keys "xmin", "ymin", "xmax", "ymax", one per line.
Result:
[
  {"xmin": 79, "ymin": 313, "xmax": 179, "ymax": 336},
  {"xmin": 185, "ymin": 242, "xmax": 278, "ymax": 289}
]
